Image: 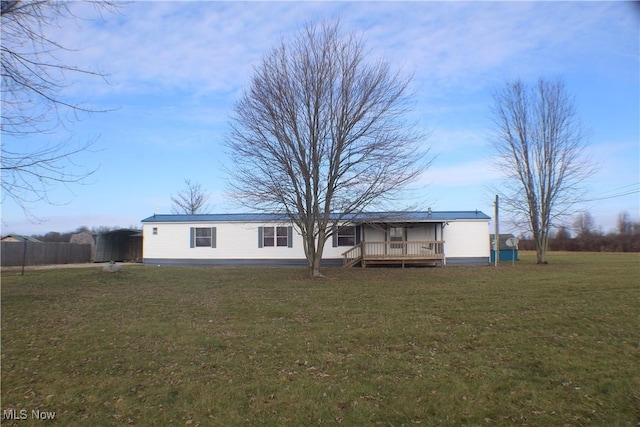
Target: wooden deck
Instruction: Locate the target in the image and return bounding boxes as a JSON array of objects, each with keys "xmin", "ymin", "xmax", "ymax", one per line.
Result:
[{"xmin": 342, "ymin": 241, "xmax": 444, "ymax": 268}]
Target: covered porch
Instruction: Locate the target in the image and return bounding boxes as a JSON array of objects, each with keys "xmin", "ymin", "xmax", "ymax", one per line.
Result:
[
  {"xmin": 341, "ymin": 240, "xmax": 445, "ymax": 267},
  {"xmin": 335, "ymin": 219, "xmax": 447, "ymax": 268}
]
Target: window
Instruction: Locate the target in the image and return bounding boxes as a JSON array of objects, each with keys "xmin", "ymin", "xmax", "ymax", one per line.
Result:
[
  {"xmin": 389, "ymin": 226, "xmax": 404, "ymax": 249},
  {"xmin": 190, "ymin": 227, "xmax": 216, "ymax": 248},
  {"xmin": 195, "ymin": 228, "xmax": 212, "ymax": 247},
  {"xmin": 259, "ymin": 226, "xmax": 292, "ymax": 248},
  {"xmin": 337, "ymin": 226, "xmax": 356, "ymax": 246},
  {"xmin": 332, "ymin": 225, "xmax": 360, "ymax": 247},
  {"xmin": 152, "ymin": 227, "xmax": 158, "ymax": 235},
  {"xmin": 263, "ymin": 226, "xmax": 275, "ymax": 247},
  {"xmin": 276, "ymin": 226, "xmax": 288, "ymax": 247}
]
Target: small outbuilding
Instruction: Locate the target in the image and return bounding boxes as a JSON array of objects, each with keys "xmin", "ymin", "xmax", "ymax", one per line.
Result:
[
  {"xmin": 94, "ymin": 229, "xmax": 142, "ymax": 263},
  {"xmin": 70, "ymin": 231, "xmax": 96, "ymax": 261},
  {"xmin": 490, "ymin": 233, "xmax": 519, "ymax": 263}
]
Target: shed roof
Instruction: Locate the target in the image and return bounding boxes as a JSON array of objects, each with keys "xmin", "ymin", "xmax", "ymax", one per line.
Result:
[
  {"xmin": 1, "ymin": 234, "xmax": 42, "ymax": 243},
  {"xmin": 142, "ymin": 211, "xmax": 491, "ymax": 224},
  {"xmin": 97, "ymin": 228, "xmax": 142, "ymax": 236}
]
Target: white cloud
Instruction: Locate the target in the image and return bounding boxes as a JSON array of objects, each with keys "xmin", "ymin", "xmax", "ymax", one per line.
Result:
[
  {"xmin": 429, "ymin": 128, "xmax": 488, "ymax": 155},
  {"xmin": 420, "ymin": 159, "xmax": 504, "ymax": 188},
  {"xmin": 37, "ymin": 0, "xmax": 633, "ymax": 142},
  {"xmin": 4, "ymin": 1, "xmax": 635, "ymax": 234}
]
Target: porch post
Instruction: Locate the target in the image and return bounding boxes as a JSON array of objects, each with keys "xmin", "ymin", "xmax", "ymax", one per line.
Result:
[{"xmin": 441, "ymin": 222, "xmax": 446, "ymax": 266}]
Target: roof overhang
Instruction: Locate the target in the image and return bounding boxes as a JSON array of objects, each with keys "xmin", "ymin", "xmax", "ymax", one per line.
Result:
[{"xmin": 142, "ymin": 211, "xmax": 491, "ymax": 224}]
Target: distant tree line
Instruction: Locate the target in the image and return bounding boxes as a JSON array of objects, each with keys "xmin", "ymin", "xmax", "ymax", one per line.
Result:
[
  {"xmin": 28, "ymin": 226, "xmax": 129, "ymax": 243},
  {"xmin": 518, "ymin": 211, "xmax": 640, "ymax": 252}
]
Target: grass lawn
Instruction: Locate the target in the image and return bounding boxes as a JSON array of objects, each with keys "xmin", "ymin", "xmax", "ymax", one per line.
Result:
[{"xmin": 1, "ymin": 251, "xmax": 638, "ymax": 426}]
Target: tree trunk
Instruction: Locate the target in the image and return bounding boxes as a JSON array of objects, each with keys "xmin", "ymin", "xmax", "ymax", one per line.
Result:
[
  {"xmin": 302, "ymin": 225, "xmax": 326, "ymax": 277},
  {"xmin": 536, "ymin": 233, "xmax": 548, "ymax": 264},
  {"xmin": 310, "ymin": 255, "xmax": 324, "ymax": 278},
  {"xmin": 309, "ymin": 235, "xmax": 326, "ymax": 277}
]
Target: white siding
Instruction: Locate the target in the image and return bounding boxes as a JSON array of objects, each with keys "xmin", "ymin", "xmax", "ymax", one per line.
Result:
[
  {"xmin": 144, "ymin": 222, "xmax": 307, "ymax": 261},
  {"xmin": 363, "ymin": 225, "xmax": 386, "ymax": 242},
  {"xmin": 443, "ymin": 221, "xmax": 490, "ymax": 258},
  {"xmin": 322, "ymin": 243, "xmax": 348, "ymax": 259},
  {"xmin": 407, "ymin": 224, "xmax": 439, "ymax": 241},
  {"xmin": 143, "ymin": 218, "xmax": 490, "ymax": 263}
]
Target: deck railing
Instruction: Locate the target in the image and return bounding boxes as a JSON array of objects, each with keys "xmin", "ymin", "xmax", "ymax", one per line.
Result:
[
  {"xmin": 342, "ymin": 241, "xmax": 444, "ymax": 266},
  {"xmin": 342, "ymin": 244, "xmax": 362, "ymax": 267}
]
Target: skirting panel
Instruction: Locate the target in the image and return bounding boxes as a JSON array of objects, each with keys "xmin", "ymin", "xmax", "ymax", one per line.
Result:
[
  {"xmin": 444, "ymin": 257, "xmax": 490, "ymax": 266},
  {"xmin": 143, "ymin": 258, "xmax": 344, "ymax": 267},
  {"xmin": 144, "ymin": 257, "xmax": 489, "ymax": 267}
]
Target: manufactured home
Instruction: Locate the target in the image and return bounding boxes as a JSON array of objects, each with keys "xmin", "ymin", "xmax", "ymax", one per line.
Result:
[{"xmin": 141, "ymin": 211, "xmax": 491, "ymax": 267}]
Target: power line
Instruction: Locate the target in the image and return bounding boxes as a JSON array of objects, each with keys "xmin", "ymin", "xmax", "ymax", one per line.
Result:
[
  {"xmin": 592, "ymin": 182, "xmax": 639, "ymax": 196},
  {"xmin": 581, "ymin": 182, "xmax": 640, "ymax": 202},
  {"xmin": 583, "ymin": 190, "xmax": 640, "ymax": 202}
]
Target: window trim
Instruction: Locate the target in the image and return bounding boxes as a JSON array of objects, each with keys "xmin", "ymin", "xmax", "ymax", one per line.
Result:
[
  {"xmin": 336, "ymin": 226, "xmax": 356, "ymax": 247},
  {"xmin": 262, "ymin": 226, "xmax": 275, "ymax": 247},
  {"xmin": 189, "ymin": 227, "xmax": 217, "ymax": 248},
  {"xmin": 276, "ymin": 226, "xmax": 289, "ymax": 247},
  {"xmin": 332, "ymin": 225, "xmax": 360, "ymax": 247},
  {"xmin": 259, "ymin": 226, "xmax": 293, "ymax": 248},
  {"xmin": 389, "ymin": 226, "xmax": 405, "ymax": 249}
]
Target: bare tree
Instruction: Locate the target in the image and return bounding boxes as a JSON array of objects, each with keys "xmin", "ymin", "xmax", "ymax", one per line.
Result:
[
  {"xmin": 171, "ymin": 179, "xmax": 211, "ymax": 215},
  {"xmin": 226, "ymin": 21, "xmax": 428, "ymax": 277},
  {"xmin": 1, "ymin": 0, "xmax": 117, "ymax": 217},
  {"xmin": 616, "ymin": 211, "xmax": 631, "ymax": 235},
  {"xmin": 572, "ymin": 211, "xmax": 596, "ymax": 238},
  {"xmin": 490, "ymin": 79, "xmax": 594, "ymax": 264}
]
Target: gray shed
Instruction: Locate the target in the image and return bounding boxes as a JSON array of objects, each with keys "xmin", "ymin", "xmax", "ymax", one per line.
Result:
[{"xmin": 94, "ymin": 229, "xmax": 142, "ymax": 262}]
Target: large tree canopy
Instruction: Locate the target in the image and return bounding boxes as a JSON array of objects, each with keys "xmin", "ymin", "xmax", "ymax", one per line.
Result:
[
  {"xmin": 490, "ymin": 78, "xmax": 594, "ymax": 264},
  {"xmin": 226, "ymin": 21, "xmax": 429, "ymax": 276}
]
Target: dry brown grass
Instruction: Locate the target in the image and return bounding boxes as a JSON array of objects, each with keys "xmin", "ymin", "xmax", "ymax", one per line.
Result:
[{"xmin": 2, "ymin": 251, "xmax": 638, "ymax": 426}]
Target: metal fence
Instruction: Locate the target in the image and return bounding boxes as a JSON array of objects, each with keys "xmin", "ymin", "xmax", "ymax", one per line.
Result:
[{"xmin": 1, "ymin": 242, "xmax": 92, "ymax": 267}]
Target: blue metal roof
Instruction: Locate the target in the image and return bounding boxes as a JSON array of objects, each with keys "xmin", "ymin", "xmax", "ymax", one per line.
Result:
[{"xmin": 142, "ymin": 211, "xmax": 490, "ymax": 223}]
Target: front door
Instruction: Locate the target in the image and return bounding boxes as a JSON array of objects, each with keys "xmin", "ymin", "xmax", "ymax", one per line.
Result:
[{"xmin": 388, "ymin": 226, "xmax": 405, "ymax": 255}]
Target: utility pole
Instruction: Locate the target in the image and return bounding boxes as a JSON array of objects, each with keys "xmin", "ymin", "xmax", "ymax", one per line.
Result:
[{"xmin": 494, "ymin": 194, "xmax": 499, "ymax": 267}]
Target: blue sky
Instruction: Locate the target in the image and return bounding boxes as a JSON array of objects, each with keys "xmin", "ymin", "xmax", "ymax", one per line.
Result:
[{"xmin": 2, "ymin": 1, "xmax": 638, "ymax": 236}]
